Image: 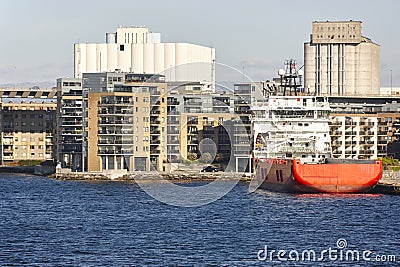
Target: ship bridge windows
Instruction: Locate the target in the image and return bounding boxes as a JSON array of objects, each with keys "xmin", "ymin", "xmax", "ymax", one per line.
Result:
[
  {"xmin": 275, "ymin": 110, "xmax": 314, "ymax": 118},
  {"xmin": 317, "ymin": 110, "xmax": 330, "ymax": 118}
]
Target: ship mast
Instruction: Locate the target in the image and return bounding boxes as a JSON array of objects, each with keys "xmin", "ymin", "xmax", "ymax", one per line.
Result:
[{"xmin": 278, "ymin": 59, "xmax": 304, "ymax": 96}]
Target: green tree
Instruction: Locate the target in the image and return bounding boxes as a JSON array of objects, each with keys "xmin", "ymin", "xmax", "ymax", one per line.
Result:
[
  {"xmin": 187, "ymin": 152, "xmax": 198, "ymax": 161},
  {"xmin": 380, "ymin": 156, "xmax": 399, "ymax": 166}
]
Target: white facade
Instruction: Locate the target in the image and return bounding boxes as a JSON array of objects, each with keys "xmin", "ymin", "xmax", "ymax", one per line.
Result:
[
  {"xmin": 74, "ymin": 26, "xmax": 215, "ymax": 85},
  {"xmin": 304, "ymin": 21, "xmax": 380, "ymax": 96}
]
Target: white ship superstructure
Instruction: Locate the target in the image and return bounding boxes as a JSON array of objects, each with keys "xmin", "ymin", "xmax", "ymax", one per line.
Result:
[{"xmin": 252, "ymin": 96, "xmax": 332, "ymax": 164}]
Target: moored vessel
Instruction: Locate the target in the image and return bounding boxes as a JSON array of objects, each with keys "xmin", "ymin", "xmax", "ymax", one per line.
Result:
[{"xmin": 251, "ymin": 60, "xmax": 382, "ymax": 193}]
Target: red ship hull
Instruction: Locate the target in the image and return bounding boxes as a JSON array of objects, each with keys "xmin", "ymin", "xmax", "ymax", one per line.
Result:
[{"xmin": 256, "ymin": 159, "xmax": 382, "ymax": 193}]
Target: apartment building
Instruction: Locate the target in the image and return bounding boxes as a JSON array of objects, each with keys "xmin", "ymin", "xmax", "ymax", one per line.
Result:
[
  {"xmin": 0, "ymin": 88, "xmax": 56, "ymax": 165},
  {"xmin": 56, "ymin": 78, "xmax": 83, "ymax": 171},
  {"xmin": 166, "ymin": 92, "xmax": 236, "ymax": 167},
  {"xmin": 328, "ymin": 96, "xmax": 400, "ymax": 159},
  {"xmin": 82, "ymin": 72, "xmax": 167, "ymax": 172},
  {"xmin": 233, "ymin": 82, "xmax": 267, "ymax": 172}
]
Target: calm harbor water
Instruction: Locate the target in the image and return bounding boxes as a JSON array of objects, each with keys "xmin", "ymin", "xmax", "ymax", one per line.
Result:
[{"xmin": 0, "ymin": 174, "xmax": 399, "ymax": 266}]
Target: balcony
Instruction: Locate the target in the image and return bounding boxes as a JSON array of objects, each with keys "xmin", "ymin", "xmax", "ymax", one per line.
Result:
[
  {"xmin": 101, "ymin": 100, "xmax": 131, "ymax": 106},
  {"xmin": 98, "ymin": 120, "xmax": 128, "ymax": 125},
  {"xmin": 150, "ymin": 119, "xmax": 161, "ymax": 125},
  {"xmin": 98, "ymin": 150, "xmax": 134, "ymax": 155},
  {"xmin": 61, "ymin": 121, "xmax": 83, "ymax": 126},
  {"xmin": 167, "ymin": 100, "xmax": 179, "ymax": 106},
  {"xmin": 167, "ymin": 129, "xmax": 180, "ymax": 134},
  {"xmin": 187, "ymin": 120, "xmax": 198, "ymax": 125},
  {"xmin": 151, "ymin": 129, "xmax": 161, "ymax": 134},
  {"xmin": 184, "ymin": 100, "xmax": 202, "ymax": 106},
  {"xmin": 98, "ymin": 140, "xmax": 133, "ymax": 145},
  {"xmin": 98, "ymin": 130, "xmax": 133, "ymax": 135}
]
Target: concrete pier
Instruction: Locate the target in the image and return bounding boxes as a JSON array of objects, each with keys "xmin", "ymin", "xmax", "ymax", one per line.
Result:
[
  {"xmin": 49, "ymin": 170, "xmax": 249, "ymax": 182},
  {"xmin": 371, "ymin": 170, "xmax": 400, "ymax": 195}
]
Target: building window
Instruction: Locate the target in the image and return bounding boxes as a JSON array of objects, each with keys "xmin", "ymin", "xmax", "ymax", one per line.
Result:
[
  {"xmin": 30, "ymin": 145, "xmax": 35, "ymax": 149},
  {"xmin": 120, "ymin": 44, "xmax": 124, "ymax": 51}
]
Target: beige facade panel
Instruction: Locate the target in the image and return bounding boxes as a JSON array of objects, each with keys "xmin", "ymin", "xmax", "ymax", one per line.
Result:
[
  {"xmin": 87, "ymin": 94, "xmax": 101, "ymax": 172},
  {"xmin": 311, "ymin": 21, "xmax": 362, "ymax": 44}
]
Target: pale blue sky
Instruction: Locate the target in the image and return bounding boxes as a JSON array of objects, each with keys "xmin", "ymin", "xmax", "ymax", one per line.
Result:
[{"xmin": 0, "ymin": 0, "xmax": 398, "ymax": 86}]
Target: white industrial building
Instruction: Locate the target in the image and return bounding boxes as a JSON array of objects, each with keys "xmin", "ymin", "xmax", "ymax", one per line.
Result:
[
  {"xmin": 304, "ymin": 21, "xmax": 380, "ymax": 96},
  {"xmin": 74, "ymin": 26, "xmax": 215, "ymax": 86}
]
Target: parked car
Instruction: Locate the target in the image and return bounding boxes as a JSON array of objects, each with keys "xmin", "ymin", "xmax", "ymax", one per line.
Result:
[{"xmin": 201, "ymin": 165, "xmax": 219, "ymax": 172}]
